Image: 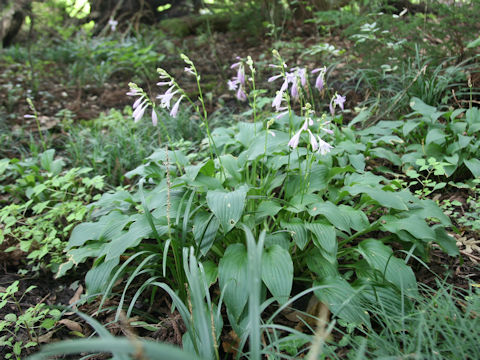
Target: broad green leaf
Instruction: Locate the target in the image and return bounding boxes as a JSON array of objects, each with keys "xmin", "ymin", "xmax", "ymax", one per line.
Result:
[
  {"xmin": 306, "ymin": 249, "xmax": 338, "ymax": 277},
  {"xmin": 220, "ymin": 154, "xmax": 242, "ymax": 181},
  {"xmin": 67, "ymin": 212, "xmax": 130, "ymax": 249},
  {"xmin": 246, "ymin": 131, "xmax": 290, "ymax": 161},
  {"xmin": 348, "ymin": 154, "xmax": 365, "ymax": 171},
  {"xmin": 193, "ymin": 212, "xmax": 220, "ymax": 256},
  {"xmin": 281, "ymin": 219, "xmax": 308, "ymax": 249},
  {"xmin": 85, "ymin": 258, "xmax": 119, "ymax": 295},
  {"xmin": 402, "ymin": 120, "xmax": 419, "ymax": 136},
  {"xmin": 255, "ymin": 200, "xmax": 282, "ymax": 220},
  {"xmin": 369, "ymin": 148, "xmax": 402, "ymax": 167},
  {"xmin": 218, "ymin": 244, "xmax": 249, "ymax": 322},
  {"xmin": 413, "ymin": 199, "xmax": 451, "ymax": 226},
  {"xmin": 433, "ymin": 226, "xmax": 459, "ymax": 256},
  {"xmin": 306, "ymin": 222, "xmax": 337, "ymax": 259},
  {"xmin": 314, "ymin": 277, "xmax": 370, "ymax": 326},
  {"xmin": 206, "ymin": 185, "xmax": 248, "ymax": 233},
  {"xmin": 458, "ymin": 135, "xmax": 473, "ymax": 149},
  {"xmin": 261, "ymin": 245, "xmax": 293, "ymax": 305},
  {"xmin": 425, "ymin": 128, "xmax": 446, "ymax": 146},
  {"xmin": 357, "ymin": 239, "xmax": 418, "ymax": 296},
  {"xmin": 409, "ymin": 97, "xmax": 443, "ymax": 121},
  {"xmin": 380, "ymin": 214, "xmax": 435, "ymax": 241},
  {"xmin": 308, "ymin": 164, "xmax": 330, "ymax": 192},
  {"xmin": 184, "ymin": 159, "xmax": 214, "ymax": 181},
  {"xmin": 105, "ymin": 215, "xmax": 168, "ymax": 261},
  {"xmin": 338, "ymin": 205, "xmax": 370, "ymax": 232},
  {"xmin": 464, "ymin": 158, "xmax": 480, "ymax": 178},
  {"xmin": 202, "ymin": 260, "xmax": 218, "ymax": 287},
  {"xmin": 346, "ymin": 184, "xmax": 408, "ymax": 211},
  {"xmin": 308, "ymin": 201, "xmax": 351, "ymax": 233}
]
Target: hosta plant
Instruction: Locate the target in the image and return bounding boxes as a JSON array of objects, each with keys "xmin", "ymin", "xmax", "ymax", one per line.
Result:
[{"xmin": 59, "ymin": 53, "xmax": 458, "ymax": 337}]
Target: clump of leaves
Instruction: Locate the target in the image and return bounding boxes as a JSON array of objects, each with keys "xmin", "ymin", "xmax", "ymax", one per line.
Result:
[
  {"xmin": 60, "ymin": 54, "xmax": 457, "ymax": 348},
  {"xmin": 0, "ymin": 281, "xmax": 61, "ymax": 360},
  {"xmin": 0, "ymin": 149, "xmax": 104, "ymax": 272}
]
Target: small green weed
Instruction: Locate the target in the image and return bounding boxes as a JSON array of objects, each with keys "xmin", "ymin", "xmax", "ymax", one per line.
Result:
[
  {"xmin": 0, "ymin": 149, "xmax": 104, "ymax": 273},
  {"xmin": 0, "ymin": 281, "xmax": 61, "ymax": 360}
]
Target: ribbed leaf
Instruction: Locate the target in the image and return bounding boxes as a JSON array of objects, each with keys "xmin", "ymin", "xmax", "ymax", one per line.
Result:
[
  {"xmin": 307, "ymin": 201, "xmax": 351, "ymax": 233},
  {"xmin": 218, "ymin": 244, "xmax": 249, "ymax": 322},
  {"xmin": 281, "ymin": 219, "xmax": 308, "ymax": 249},
  {"xmin": 305, "ymin": 222, "xmax": 337, "ymax": 258},
  {"xmin": 314, "ymin": 277, "xmax": 370, "ymax": 326},
  {"xmin": 261, "ymin": 245, "xmax": 293, "ymax": 305},
  {"xmin": 206, "ymin": 186, "xmax": 248, "ymax": 233},
  {"xmin": 358, "ymin": 239, "xmax": 418, "ymax": 297}
]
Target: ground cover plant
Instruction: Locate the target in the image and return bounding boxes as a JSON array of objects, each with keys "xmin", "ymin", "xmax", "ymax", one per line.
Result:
[{"xmin": 0, "ymin": 0, "xmax": 479, "ymax": 359}]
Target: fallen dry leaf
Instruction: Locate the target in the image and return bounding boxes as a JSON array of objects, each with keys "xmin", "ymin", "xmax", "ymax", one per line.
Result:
[{"xmin": 58, "ymin": 318, "xmax": 83, "ymax": 333}]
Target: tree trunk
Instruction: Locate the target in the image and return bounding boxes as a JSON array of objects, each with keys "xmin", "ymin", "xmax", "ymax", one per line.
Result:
[{"xmin": 0, "ymin": 0, "xmax": 31, "ymax": 47}]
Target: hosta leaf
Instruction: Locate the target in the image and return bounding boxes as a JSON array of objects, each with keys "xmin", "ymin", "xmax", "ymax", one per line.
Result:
[
  {"xmin": 305, "ymin": 222, "xmax": 337, "ymax": 258},
  {"xmin": 409, "ymin": 97, "xmax": 443, "ymax": 121},
  {"xmin": 357, "ymin": 239, "xmax": 418, "ymax": 297},
  {"xmin": 193, "ymin": 212, "xmax": 220, "ymax": 256},
  {"xmin": 85, "ymin": 258, "xmax": 119, "ymax": 295},
  {"xmin": 220, "ymin": 154, "xmax": 242, "ymax": 181},
  {"xmin": 218, "ymin": 244, "xmax": 249, "ymax": 322},
  {"xmin": 308, "ymin": 201, "xmax": 351, "ymax": 233},
  {"xmin": 206, "ymin": 186, "xmax": 248, "ymax": 233},
  {"xmin": 433, "ymin": 226, "xmax": 459, "ymax": 256},
  {"xmin": 369, "ymin": 148, "xmax": 402, "ymax": 167},
  {"xmin": 281, "ymin": 219, "xmax": 308, "ymax": 249},
  {"xmin": 314, "ymin": 277, "xmax": 370, "ymax": 326},
  {"xmin": 67, "ymin": 212, "xmax": 130, "ymax": 249},
  {"xmin": 338, "ymin": 205, "xmax": 370, "ymax": 232},
  {"xmin": 346, "ymin": 184, "xmax": 408, "ymax": 210},
  {"xmin": 348, "ymin": 154, "xmax": 365, "ymax": 171},
  {"xmin": 425, "ymin": 128, "xmax": 446, "ymax": 145},
  {"xmin": 105, "ymin": 215, "xmax": 168, "ymax": 261},
  {"xmin": 306, "ymin": 249, "xmax": 338, "ymax": 277},
  {"xmin": 255, "ymin": 200, "xmax": 282, "ymax": 220},
  {"xmin": 464, "ymin": 158, "xmax": 480, "ymax": 178},
  {"xmin": 380, "ymin": 214, "xmax": 435, "ymax": 241},
  {"xmin": 261, "ymin": 245, "xmax": 293, "ymax": 305}
]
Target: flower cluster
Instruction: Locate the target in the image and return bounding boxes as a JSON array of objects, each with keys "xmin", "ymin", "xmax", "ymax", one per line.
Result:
[
  {"xmin": 227, "ymin": 58, "xmax": 247, "ymax": 101},
  {"xmin": 267, "ymin": 60, "xmax": 340, "ymax": 155},
  {"xmin": 287, "ymin": 111, "xmax": 334, "ymax": 155},
  {"xmin": 127, "ymin": 83, "xmax": 157, "ymax": 125}
]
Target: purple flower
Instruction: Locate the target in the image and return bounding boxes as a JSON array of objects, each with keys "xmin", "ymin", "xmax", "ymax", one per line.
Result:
[
  {"xmin": 272, "ymin": 79, "xmax": 288, "ymax": 110},
  {"xmin": 290, "ymin": 81, "xmax": 299, "ymax": 100},
  {"xmin": 228, "ymin": 79, "xmax": 238, "ymax": 91},
  {"xmin": 157, "ymin": 86, "xmax": 178, "ymax": 109},
  {"xmin": 152, "ymin": 109, "xmax": 158, "ymax": 126},
  {"xmin": 157, "ymin": 80, "xmax": 173, "ymax": 87},
  {"xmin": 170, "ymin": 95, "xmax": 184, "ymax": 118},
  {"xmin": 334, "ymin": 94, "xmax": 346, "ymax": 110},
  {"xmin": 108, "ymin": 19, "xmax": 118, "ymax": 32},
  {"xmin": 236, "ymin": 87, "xmax": 247, "ymax": 101},
  {"xmin": 133, "ymin": 101, "xmax": 148, "ymax": 123},
  {"xmin": 312, "ymin": 67, "xmax": 326, "ymax": 92},
  {"xmin": 184, "ymin": 66, "xmax": 195, "ymax": 75},
  {"xmin": 132, "ymin": 97, "xmax": 144, "ymax": 109},
  {"xmin": 237, "ymin": 65, "xmax": 245, "ymax": 85},
  {"xmin": 329, "ymin": 101, "xmax": 335, "ymax": 116},
  {"xmin": 317, "ymin": 136, "xmax": 333, "ymax": 155},
  {"xmin": 268, "ymin": 74, "xmax": 283, "ymax": 82},
  {"xmin": 307, "ymin": 129, "xmax": 318, "ymax": 151},
  {"xmin": 288, "ymin": 129, "xmax": 302, "ymax": 149},
  {"xmin": 275, "ymin": 110, "xmax": 289, "ymax": 120},
  {"xmin": 298, "ymin": 68, "xmax": 307, "ymax": 87}
]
